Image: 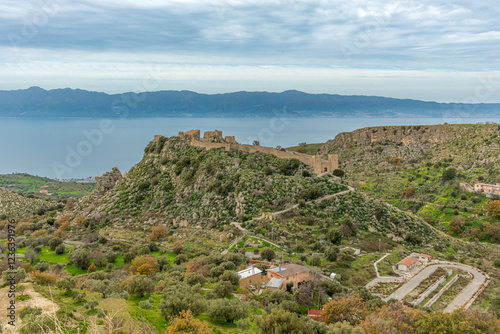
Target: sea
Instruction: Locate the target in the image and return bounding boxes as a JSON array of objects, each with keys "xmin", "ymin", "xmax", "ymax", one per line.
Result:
[{"xmin": 0, "ymin": 116, "xmax": 498, "ymax": 180}]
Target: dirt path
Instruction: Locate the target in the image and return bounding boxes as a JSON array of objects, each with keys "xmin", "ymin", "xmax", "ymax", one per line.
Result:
[{"xmin": 0, "ymin": 283, "xmax": 59, "ymax": 333}]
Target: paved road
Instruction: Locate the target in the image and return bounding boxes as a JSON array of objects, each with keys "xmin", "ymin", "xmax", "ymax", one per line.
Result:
[
  {"xmin": 384, "ymin": 263, "xmax": 486, "ymax": 312},
  {"xmin": 374, "ymin": 253, "xmax": 389, "ymax": 278}
]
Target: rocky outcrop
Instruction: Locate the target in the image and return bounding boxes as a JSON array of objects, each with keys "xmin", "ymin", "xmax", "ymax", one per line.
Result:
[
  {"xmin": 324, "ymin": 124, "xmax": 470, "ymax": 150},
  {"xmin": 95, "ymin": 167, "xmax": 122, "ymax": 192}
]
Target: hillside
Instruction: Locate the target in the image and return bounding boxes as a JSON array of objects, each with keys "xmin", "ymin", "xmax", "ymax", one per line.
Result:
[
  {"xmin": 0, "ymin": 173, "xmax": 95, "ymax": 199},
  {"xmin": 319, "ymin": 123, "xmax": 500, "ymax": 243},
  {"xmin": 2, "ymin": 87, "xmax": 500, "ymax": 118},
  {"xmin": 65, "ymin": 134, "xmax": 475, "ymax": 251},
  {"xmin": 0, "ymin": 188, "xmax": 55, "ymax": 219}
]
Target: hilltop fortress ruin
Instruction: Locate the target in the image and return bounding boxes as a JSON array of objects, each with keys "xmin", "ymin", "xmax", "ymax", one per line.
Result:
[{"xmin": 178, "ymin": 129, "xmax": 338, "ymax": 174}]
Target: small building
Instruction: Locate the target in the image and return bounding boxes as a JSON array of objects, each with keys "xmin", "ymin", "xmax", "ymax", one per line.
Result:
[
  {"xmin": 237, "ymin": 266, "xmax": 269, "ymax": 290},
  {"xmin": 178, "ymin": 129, "xmax": 201, "ymax": 140},
  {"xmin": 266, "ymin": 263, "xmax": 314, "ymax": 290},
  {"xmin": 396, "ymin": 256, "xmax": 419, "ymax": 271},
  {"xmin": 418, "ymin": 253, "xmax": 432, "ymax": 263},
  {"xmin": 308, "ymin": 309, "xmax": 324, "ymax": 321},
  {"xmin": 459, "ymin": 182, "xmax": 473, "ymax": 192},
  {"xmin": 474, "ymin": 183, "xmax": 500, "ymax": 195}
]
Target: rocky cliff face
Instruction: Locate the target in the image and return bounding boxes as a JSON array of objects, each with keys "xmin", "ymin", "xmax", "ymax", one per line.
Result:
[
  {"xmin": 95, "ymin": 167, "xmax": 122, "ymax": 192},
  {"xmin": 324, "ymin": 124, "xmax": 471, "ymax": 150},
  {"xmin": 319, "ymin": 123, "xmax": 500, "ymax": 172}
]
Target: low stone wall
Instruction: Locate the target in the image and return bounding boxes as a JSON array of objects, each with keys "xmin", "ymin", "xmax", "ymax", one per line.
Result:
[
  {"xmin": 424, "ymin": 274, "xmax": 460, "ymax": 308},
  {"xmin": 414, "ymin": 275, "xmax": 447, "ymax": 306}
]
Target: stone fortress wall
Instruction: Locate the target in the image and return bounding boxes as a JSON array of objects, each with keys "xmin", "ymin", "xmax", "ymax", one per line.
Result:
[{"xmin": 178, "ymin": 130, "xmax": 338, "ymax": 174}]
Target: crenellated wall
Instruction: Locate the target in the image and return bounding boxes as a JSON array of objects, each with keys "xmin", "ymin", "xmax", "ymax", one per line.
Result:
[{"xmin": 189, "ymin": 137, "xmax": 338, "ymax": 174}]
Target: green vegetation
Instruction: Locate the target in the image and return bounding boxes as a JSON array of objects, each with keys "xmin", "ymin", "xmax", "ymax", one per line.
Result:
[{"xmin": 0, "ymin": 173, "xmax": 95, "ymax": 198}]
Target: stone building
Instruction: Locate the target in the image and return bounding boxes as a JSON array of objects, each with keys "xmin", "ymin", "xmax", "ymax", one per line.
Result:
[
  {"xmin": 474, "ymin": 183, "xmax": 500, "ymax": 196},
  {"xmin": 266, "ymin": 263, "xmax": 314, "ymax": 291}
]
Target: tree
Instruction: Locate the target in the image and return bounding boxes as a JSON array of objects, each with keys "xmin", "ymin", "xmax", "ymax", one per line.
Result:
[
  {"xmin": 160, "ymin": 284, "xmax": 205, "ymax": 318},
  {"xmin": 48, "ymin": 237, "xmax": 63, "ymax": 251},
  {"xmin": 256, "ymin": 308, "xmax": 312, "ymax": 334},
  {"xmin": 207, "ymin": 299, "xmax": 249, "ymax": 323},
  {"xmin": 325, "ymin": 246, "xmax": 339, "ymax": 262},
  {"xmin": 219, "ymin": 270, "xmax": 239, "ymax": 286},
  {"xmin": 149, "ymin": 225, "xmax": 169, "ymax": 241},
  {"xmin": 3, "ymin": 267, "xmax": 27, "ymax": 284},
  {"xmin": 260, "ymin": 247, "xmax": 276, "ymax": 261},
  {"xmin": 129, "ymin": 255, "xmax": 160, "ymax": 275},
  {"xmin": 123, "ymin": 251, "xmax": 136, "ymax": 264},
  {"xmin": 70, "ymin": 248, "xmax": 91, "ymax": 270},
  {"xmin": 90, "ymin": 279, "xmax": 113, "ymax": 298},
  {"xmin": 326, "ymin": 227, "xmax": 343, "ymax": 245},
  {"xmin": 166, "ymin": 310, "xmax": 210, "ymax": 334},
  {"xmin": 186, "ymin": 258, "xmax": 210, "ymax": 276},
  {"xmin": 57, "ymin": 277, "xmax": 76, "ymax": 294},
  {"xmin": 174, "ymin": 254, "xmax": 189, "ymax": 265},
  {"xmin": 449, "ymin": 216, "xmax": 465, "ymax": 236},
  {"xmin": 442, "ymin": 168, "xmax": 457, "ymax": 181},
  {"xmin": 322, "ymin": 294, "xmax": 367, "ymax": 325},
  {"xmin": 268, "ymin": 289, "xmax": 293, "ymax": 304},
  {"xmin": 405, "ymin": 186, "xmax": 415, "ymax": 198},
  {"xmin": 332, "ymin": 169, "xmax": 345, "ymax": 178},
  {"xmin": 213, "ymin": 280, "xmax": 234, "ymax": 299},
  {"xmin": 488, "ymin": 200, "xmax": 500, "ymax": 218},
  {"xmin": 85, "ymin": 298, "xmax": 99, "ymax": 311},
  {"xmin": 311, "ymin": 255, "xmax": 322, "ymax": 266},
  {"xmin": 185, "ymin": 273, "xmax": 206, "ymax": 287},
  {"xmin": 253, "ymin": 140, "xmax": 260, "ymax": 146},
  {"xmin": 124, "ymin": 275, "xmax": 155, "ymax": 298},
  {"xmin": 25, "ymin": 249, "xmax": 39, "ymax": 263}
]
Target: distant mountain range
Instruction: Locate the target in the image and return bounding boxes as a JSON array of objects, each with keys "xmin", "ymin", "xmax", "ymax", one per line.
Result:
[{"xmin": 1, "ymin": 86, "xmax": 499, "ymax": 118}]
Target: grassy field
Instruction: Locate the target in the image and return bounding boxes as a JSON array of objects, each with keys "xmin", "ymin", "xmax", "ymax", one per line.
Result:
[
  {"xmin": 0, "ymin": 173, "xmax": 95, "ymax": 198},
  {"xmin": 286, "ymin": 143, "xmax": 323, "ymax": 155}
]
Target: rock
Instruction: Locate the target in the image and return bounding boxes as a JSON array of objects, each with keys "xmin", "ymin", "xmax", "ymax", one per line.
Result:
[
  {"xmin": 95, "ymin": 167, "xmax": 122, "ymax": 192},
  {"xmin": 179, "ymin": 220, "xmax": 188, "ymax": 228}
]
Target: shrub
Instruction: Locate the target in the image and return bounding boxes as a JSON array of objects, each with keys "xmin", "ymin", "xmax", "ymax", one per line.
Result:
[
  {"xmin": 173, "ymin": 254, "xmax": 189, "ymax": 265},
  {"xmin": 442, "ymin": 168, "xmax": 457, "ymax": 181},
  {"xmin": 260, "ymin": 247, "xmax": 276, "ymax": 261},
  {"xmin": 31, "ymin": 271, "xmax": 59, "ymax": 285},
  {"xmin": 87, "ymin": 263, "xmax": 97, "ymax": 273},
  {"xmin": 48, "ymin": 237, "xmax": 63, "ymax": 251},
  {"xmin": 139, "ymin": 300, "xmax": 152, "ymax": 310},
  {"xmin": 55, "ymin": 244, "xmax": 65, "ymax": 254}
]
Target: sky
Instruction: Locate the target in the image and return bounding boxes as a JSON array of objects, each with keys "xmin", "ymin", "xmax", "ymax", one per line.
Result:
[{"xmin": 1, "ymin": 0, "xmax": 500, "ymax": 102}]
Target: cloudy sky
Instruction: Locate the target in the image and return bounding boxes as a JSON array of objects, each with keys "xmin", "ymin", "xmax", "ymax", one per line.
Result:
[{"xmin": 1, "ymin": 0, "xmax": 499, "ymax": 102}]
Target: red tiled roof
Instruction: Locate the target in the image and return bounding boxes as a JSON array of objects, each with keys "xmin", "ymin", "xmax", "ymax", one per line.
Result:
[
  {"xmin": 308, "ymin": 310, "xmax": 324, "ymax": 320},
  {"xmin": 185, "ymin": 130, "xmax": 199, "ymax": 134},
  {"xmin": 397, "ymin": 256, "xmax": 418, "ymax": 267},
  {"xmin": 460, "ymin": 182, "xmax": 469, "ymax": 185},
  {"xmin": 419, "ymin": 253, "xmax": 432, "ymax": 258}
]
